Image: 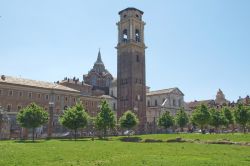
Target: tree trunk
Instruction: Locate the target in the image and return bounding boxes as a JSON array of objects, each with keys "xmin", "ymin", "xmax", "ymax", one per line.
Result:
[
  {"xmin": 243, "ymin": 125, "xmax": 246, "ymax": 134},
  {"xmin": 32, "ymin": 128, "xmax": 35, "ymax": 142},
  {"xmin": 74, "ymin": 129, "xmax": 77, "ymax": 141},
  {"xmin": 104, "ymin": 128, "xmax": 106, "ymax": 139}
]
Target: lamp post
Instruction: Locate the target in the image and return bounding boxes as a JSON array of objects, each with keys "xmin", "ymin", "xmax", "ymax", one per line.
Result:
[{"xmin": 47, "ymin": 102, "xmax": 54, "ymax": 138}]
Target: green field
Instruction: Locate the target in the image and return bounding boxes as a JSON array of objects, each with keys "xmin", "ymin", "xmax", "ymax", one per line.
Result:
[{"xmin": 0, "ymin": 134, "xmax": 250, "ymax": 166}]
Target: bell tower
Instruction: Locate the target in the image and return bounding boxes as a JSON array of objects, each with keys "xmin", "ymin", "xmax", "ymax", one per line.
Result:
[{"xmin": 116, "ymin": 8, "xmax": 146, "ymax": 133}]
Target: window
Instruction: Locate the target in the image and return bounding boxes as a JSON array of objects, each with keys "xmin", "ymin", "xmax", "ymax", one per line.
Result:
[
  {"xmin": 179, "ymin": 99, "xmax": 182, "ymax": 107},
  {"xmin": 137, "ymin": 95, "xmax": 141, "ymax": 101},
  {"xmin": 8, "ymin": 90, "xmax": 13, "ymax": 96},
  {"xmin": 57, "ymin": 95, "xmax": 60, "ymax": 101},
  {"xmin": 17, "ymin": 105, "xmax": 22, "ymax": 111},
  {"xmin": 45, "ymin": 95, "xmax": 49, "ymax": 100},
  {"xmin": 65, "ymin": 97, "xmax": 68, "ymax": 102},
  {"xmin": 123, "ymin": 29, "xmax": 128, "ymax": 42},
  {"xmin": 123, "ymin": 14, "xmax": 127, "ymax": 18},
  {"xmin": 147, "ymin": 100, "xmax": 150, "ymax": 107},
  {"xmin": 155, "ymin": 100, "xmax": 158, "ymax": 106},
  {"xmin": 173, "ymin": 99, "xmax": 176, "ymax": 107},
  {"xmin": 0, "ymin": 89, "xmax": 2, "ymax": 95},
  {"xmin": 73, "ymin": 98, "xmax": 76, "ymax": 102},
  {"xmin": 7, "ymin": 104, "xmax": 11, "ymax": 112},
  {"xmin": 28, "ymin": 92, "xmax": 32, "ymax": 99},
  {"xmin": 135, "ymin": 29, "xmax": 140, "ymax": 42},
  {"xmin": 19, "ymin": 91, "xmax": 23, "ymax": 97},
  {"xmin": 136, "ymin": 55, "xmax": 140, "ymax": 62},
  {"xmin": 113, "ymin": 103, "xmax": 116, "ymax": 110},
  {"xmin": 37, "ymin": 93, "xmax": 41, "ymax": 99}
]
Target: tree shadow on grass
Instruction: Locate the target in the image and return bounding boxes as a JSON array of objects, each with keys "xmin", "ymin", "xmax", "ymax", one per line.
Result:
[
  {"xmin": 59, "ymin": 139, "xmax": 90, "ymax": 142},
  {"xmin": 119, "ymin": 137, "xmax": 142, "ymax": 142},
  {"xmin": 14, "ymin": 140, "xmax": 46, "ymax": 143}
]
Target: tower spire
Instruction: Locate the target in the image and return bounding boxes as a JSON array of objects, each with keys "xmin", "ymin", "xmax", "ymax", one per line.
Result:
[{"xmin": 96, "ymin": 48, "xmax": 103, "ymax": 64}]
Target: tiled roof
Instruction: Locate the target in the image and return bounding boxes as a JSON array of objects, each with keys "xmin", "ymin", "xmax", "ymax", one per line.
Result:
[
  {"xmin": 187, "ymin": 100, "xmax": 215, "ymax": 109},
  {"xmin": 0, "ymin": 75, "xmax": 79, "ymax": 92},
  {"xmin": 147, "ymin": 88, "xmax": 182, "ymax": 96}
]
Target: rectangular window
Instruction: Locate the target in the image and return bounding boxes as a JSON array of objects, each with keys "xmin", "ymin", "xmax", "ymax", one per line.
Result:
[
  {"xmin": 8, "ymin": 90, "xmax": 13, "ymax": 96},
  {"xmin": 17, "ymin": 105, "xmax": 22, "ymax": 111},
  {"xmin": 28, "ymin": 92, "xmax": 32, "ymax": 99},
  {"xmin": 136, "ymin": 55, "xmax": 140, "ymax": 62},
  {"xmin": 7, "ymin": 104, "xmax": 11, "ymax": 112},
  {"xmin": 45, "ymin": 95, "xmax": 49, "ymax": 100},
  {"xmin": 19, "ymin": 91, "xmax": 23, "ymax": 97},
  {"xmin": 38, "ymin": 93, "xmax": 41, "ymax": 99},
  {"xmin": 57, "ymin": 95, "xmax": 60, "ymax": 101},
  {"xmin": 65, "ymin": 97, "xmax": 68, "ymax": 102}
]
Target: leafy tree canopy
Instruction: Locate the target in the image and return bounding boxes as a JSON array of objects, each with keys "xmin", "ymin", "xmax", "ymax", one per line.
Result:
[
  {"xmin": 191, "ymin": 104, "xmax": 210, "ymax": 130},
  {"xmin": 95, "ymin": 100, "xmax": 116, "ymax": 137},
  {"xmin": 158, "ymin": 111, "xmax": 174, "ymax": 130},
  {"xmin": 175, "ymin": 107, "xmax": 189, "ymax": 131},
  {"xmin": 17, "ymin": 103, "xmax": 48, "ymax": 129},
  {"xmin": 119, "ymin": 110, "xmax": 139, "ymax": 130}
]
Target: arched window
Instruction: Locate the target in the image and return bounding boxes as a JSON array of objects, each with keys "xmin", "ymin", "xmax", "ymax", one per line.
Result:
[
  {"xmin": 147, "ymin": 100, "xmax": 150, "ymax": 107},
  {"xmin": 155, "ymin": 100, "xmax": 158, "ymax": 106},
  {"xmin": 135, "ymin": 29, "xmax": 140, "ymax": 42},
  {"xmin": 123, "ymin": 29, "xmax": 128, "ymax": 42},
  {"xmin": 173, "ymin": 99, "xmax": 176, "ymax": 107}
]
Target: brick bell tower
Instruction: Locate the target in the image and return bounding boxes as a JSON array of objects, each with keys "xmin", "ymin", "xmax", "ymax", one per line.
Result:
[{"xmin": 116, "ymin": 8, "xmax": 147, "ymax": 133}]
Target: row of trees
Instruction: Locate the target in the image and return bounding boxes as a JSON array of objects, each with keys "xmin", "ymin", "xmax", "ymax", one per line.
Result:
[
  {"xmin": 15, "ymin": 101, "xmax": 250, "ymax": 141},
  {"xmin": 158, "ymin": 104, "xmax": 250, "ymax": 134},
  {"xmin": 16, "ymin": 100, "xmax": 139, "ymax": 141}
]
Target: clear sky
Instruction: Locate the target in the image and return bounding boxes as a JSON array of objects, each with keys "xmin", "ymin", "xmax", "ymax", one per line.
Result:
[{"xmin": 0, "ymin": 0, "xmax": 250, "ymax": 102}]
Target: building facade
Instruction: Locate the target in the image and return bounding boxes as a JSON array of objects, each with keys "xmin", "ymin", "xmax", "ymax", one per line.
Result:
[{"xmin": 116, "ymin": 8, "xmax": 147, "ymax": 132}]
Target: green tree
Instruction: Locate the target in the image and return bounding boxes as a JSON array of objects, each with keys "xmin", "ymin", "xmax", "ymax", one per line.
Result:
[
  {"xmin": 95, "ymin": 100, "xmax": 116, "ymax": 138},
  {"xmin": 119, "ymin": 110, "xmax": 139, "ymax": 136},
  {"xmin": 175, "ymin": 108, "xmax": 189, "ymax": 132},
  {"xmin": 191, "ymin": 104, "xmax": 210, "ymax": 134},
  {"xmin": 234, "ymin": 104, "xmax": 250, "ymax": 133},
  {"xmin": 17, "ymin": 103, "xmax": 48, "ymax": 141},
  {"xmin": 158, "ymin": 111, "xmax": 174, "ymax": 133},
  {"xmin": 222, "ymin": 107, "xmax": 235, "ymax": 129},
  {"xmin": 209, "ymin": 108, "xmax": 228, "ymax": 132},
  {"xmin": 60, "ymin": 102, "xmax": 88, "ymax": 140}
]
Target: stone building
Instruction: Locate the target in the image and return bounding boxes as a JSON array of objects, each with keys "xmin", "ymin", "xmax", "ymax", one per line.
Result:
[
  {"xmin": 0, "ymin": 75, "xmax": 81, "ymax": 138},
  {"xmin": 187, "ymin": 89, "xmax": 230, "ymax": 110},
  {"xmin": 83, "ymin": 50, "xmax": 113, "ymax": 95},
  {"xmin": 116, "ymin": 8, "xmax": 147, "ymax": 133},
  {"xmin": 237, "ymin": 95, "xmax": 250, "ymax": 106}
]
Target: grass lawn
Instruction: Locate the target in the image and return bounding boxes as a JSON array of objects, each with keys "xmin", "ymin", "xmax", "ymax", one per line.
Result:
[{"xmin": 0, "ymin": 134, "xmax": 249, "ymax": 166}]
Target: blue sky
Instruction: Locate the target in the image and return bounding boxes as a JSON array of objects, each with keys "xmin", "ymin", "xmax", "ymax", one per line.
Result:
[{"xmin": 0, "ymin": 0, "xmax": 249, "ymax": 102}]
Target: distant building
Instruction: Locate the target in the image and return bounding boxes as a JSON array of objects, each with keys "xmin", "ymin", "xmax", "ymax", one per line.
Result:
[
  {"xmin": 237, "ymin": 95, "xmax": 250, "ymax": 106},
  {"xmin": 83, "ymin": 50, "xmax": 113, "ymax": 95},
  {"xmin": 187, "ymin": 89, "xmax": 231, "ymax": 110}
]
